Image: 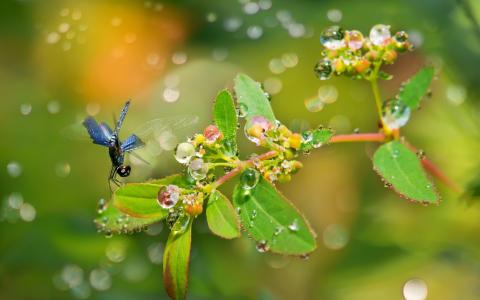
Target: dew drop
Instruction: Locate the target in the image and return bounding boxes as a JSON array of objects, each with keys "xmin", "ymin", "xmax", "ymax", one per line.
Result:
[
  {"xmin": 240, "ymin": 168, "xmax": 260, "ymax": 190},
  {"xmin": 157, "ymin": 185, "xmax": 180, "ymax": 209},
  {"xmin": 314, "ymin": 59, "xmax": 333, "ymax": 80},
  {"xmin": 20, "ymin": 103, "xmax": 32, "ymax": 115},
  {"xmin": 163, "ymin": 88, "xmax": 180, "ymax": 103},
  {"xmin": 382, "ymin": 100, "xmax": 411, "ymax": 129},
  {"xmin": 188, "ymin": 158, "xmax": 208, "ymax": 180},
  {"xmin": 403, "ymin": 278, "xmax": 428, "ymax": 300},
  {"xmin": 238, "ymin": 103, "xmax": 248, "ymax": 118},
  {"xmin": 89, "ymin": 269, "xmax": 112, "ymax": 291},
  {"xmin": 171, "ymin": 214, "xmax": 191, "ymax": 235},
  {"xmin": 246, "ymin": 25, "xmax": 263, "ymax": 39},
  {"xmin": 19, "ymin": 203, "xmax": 36, "ymax": 222},
  {"xmin": 147, "ymin": 242, "xmax": 164, "ymax": 264},
  {"xmin": 288, "ymin": 219, "xmax": 299, "ymax": 232},
  {"xmin": 97, "ymin": 198, "xmax": 106, "ymax": 214},
  {"xmin": 255, "ymin": 240, "xmax": 270, "ymax": 253},
  {"xmin": 369, "ymin": 24, "xmax": 391, "ymax": 46},
  {"xmin": 320, "ymin": 25, "xmax": 345, "ymax": 50},
  {"xmin": 6, "ymin": 161, "xmax": 22, "ymax": 178},
  {"xmin": 346, "ymin": 30, "xmax": 364, "ymax": 51},
  {"xmin": 174, "ymin": 142, "xmax": 195, "ymax": 164},
  {"xmin": 323, "ymin": 224, "xmax": 349, "ymax": 250}
]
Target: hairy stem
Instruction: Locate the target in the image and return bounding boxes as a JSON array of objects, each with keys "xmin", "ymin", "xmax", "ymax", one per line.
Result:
[
  {"xmin": 330, "ymin": 133, "xmax": 386, "ymax": 143},
  {"xmin": 210, "ymin": 150, "xmax": 278, "ymax": 190}
]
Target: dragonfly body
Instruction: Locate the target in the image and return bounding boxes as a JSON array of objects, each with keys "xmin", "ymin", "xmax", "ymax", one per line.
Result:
[{"xmin": 83, "ymin": 100, "xmax": 144, "ymax": 187}]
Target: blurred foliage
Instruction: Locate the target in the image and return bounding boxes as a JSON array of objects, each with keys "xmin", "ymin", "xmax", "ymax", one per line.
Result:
[{"xmin": 1, "ymin": 0, "xmax": 480, "ymax": 299}]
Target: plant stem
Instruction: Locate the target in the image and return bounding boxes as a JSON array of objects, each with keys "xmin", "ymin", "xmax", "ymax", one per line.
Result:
[
  {"xmin": 210, "ymin": 150, "xmax": 278, "ymax": 190},
  {"xmin": 330, "ymin": 133, "xmax": 386, "ymax": 143},
  {"xmin": 369, "ymin": 60, "xmax": 392, "ymax": 136}
]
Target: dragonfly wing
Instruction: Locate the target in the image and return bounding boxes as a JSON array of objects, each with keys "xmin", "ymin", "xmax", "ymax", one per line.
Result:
[
  {"xmin": 121, "ymin": 134, "xmax": 145, "ymax": 152},
  {"xmin": 115, "ymin": 100, "xmax": 131, "ymax": 133},
  {"xmin": 83, "ymin": 117, "xmax": 111, "ymax": 146},
  {"xmin": 100, "ymin": 122, "xmax": 114, "ymax": 141}
]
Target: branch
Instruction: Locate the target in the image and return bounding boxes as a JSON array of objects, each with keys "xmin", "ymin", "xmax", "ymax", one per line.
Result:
[
  {"xmin": 210, "ymin": 150, "xmax": 278, "ymax": 189},
  {"xmin": 330, "ymin": 132, "xmax": 386, "ymax": 143}
]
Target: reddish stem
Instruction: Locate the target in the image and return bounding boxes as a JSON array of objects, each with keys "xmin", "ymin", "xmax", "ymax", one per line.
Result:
[
  {"xmin": 211, "ymin": 150, "xmax": 278, "ymax": 189},
  {"xmin": 403, "ymin": 141, "xmax": 461, "ymax": 193},
  {"xmin": 330, "ymin": 133, "xmax": 386, "ymax": 143}
]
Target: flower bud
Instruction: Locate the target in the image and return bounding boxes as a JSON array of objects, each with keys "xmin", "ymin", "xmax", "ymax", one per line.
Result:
[
  {"xmin": 288, "ymin": 133, "xmax": 302, "ymax": 150},
  {"xmin": 204, "ymin": 125, "xmax": 223, "ymax": 143},
  {"xmin": 382, "ymin": 49, "xmax": 397, "ymax": 64},
  {"xmin": 354, "ymin": 58, "xmax": 371, "ymax": 73},
  {"xmin": 333, "ymin": 58, "xmax": 346, "ymax": 74}
]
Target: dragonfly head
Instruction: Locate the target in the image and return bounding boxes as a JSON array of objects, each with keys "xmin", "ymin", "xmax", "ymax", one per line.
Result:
[{"xmin": 117, "ymin": 165, "xmax": 131, "ymax": 177}]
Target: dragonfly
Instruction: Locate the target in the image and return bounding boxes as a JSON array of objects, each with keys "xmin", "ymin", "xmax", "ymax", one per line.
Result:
[{"xmin": 83, "ymin": 100, "xmax": 145, "ymax": 188}]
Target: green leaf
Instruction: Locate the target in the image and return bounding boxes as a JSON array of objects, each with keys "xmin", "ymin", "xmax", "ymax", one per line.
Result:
[
  {"xmin": 373, "ymin": 141, "xmax": 439, "ymax": 204},
  {"xmin": 300, "ymin": 127, "xmax": 334, "ymax": 152},
  {"xmin": 95, "ymin": 203, "xmax": 162, "ymax": 235},
  {"xmin": 163, "ymin": 219, "xmax": 192, "ymax": 300},
  {"xmin": 233, "ymin": 176, "xmax": 317, "ymax": 255},
  {"xmin": 206, "ymin": 190, "xmax": 241, "ymax": 239},
  {"xmin": 213, "ymin": 89, "xmax": 238, "ymax": 151},
  {"xmin": 113, "ymin": 174, "xmax": 192, "ymax": 219},
  {"xmin": 397, "ymin": 67, "xmax": 434, "ymax": 110},
  {"xmin": 234, "ymin": 73, "xmax": 276, "ymax": 127}
]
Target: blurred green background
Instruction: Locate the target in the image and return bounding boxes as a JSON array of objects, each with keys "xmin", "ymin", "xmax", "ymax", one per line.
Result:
[{"xmin": 1, "ymin": 0, "xmax": 480, "ymax": 299}]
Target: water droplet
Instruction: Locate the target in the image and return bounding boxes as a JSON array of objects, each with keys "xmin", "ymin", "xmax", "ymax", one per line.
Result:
[
  {"xmin": 288, "ymin": 219, "xmax": 299, "ymax": 232},
  {"xmin": 403, "ymin": 278, "xmax": 428, "ymax": 300},
  {"xmin": 238, "ymin": 103, "xmax": 248, "ymax": 118},
  {"xmin": 20, "ymin": 103, "xmax": 32, "ymax": 115},
  {"xmin": 446, "ymin": 84, "xmax": 466, "ymax": 106},
  {"xmin": 206, "ymin": 12, "xmax": 217, "ymax": 23},
  {"xmin": 240, "ymin": 168, "xmax": 260, "ymax": 190},
  {"xmin": 172, "ymin": 51, "xmax": 188, "ymax": 65},
  {"xmin": 61, "ymin": 265, "xmax": 84, "ymax": 288},
  {"xmin": 105, "ymin": 241, "xmax": 127, "ymax": 263},
  {"xmin": 326, "ymin": 9, "xmax": 342, "ymax": 23},
  {"xmin": 256, "ymin": 240, "xmax": 270, "ymax": 253},
  {"xmin": 174, "ymin": 142, "xmax": 195, "ymax": 164},
  {"xmin": 188, "ymin": 158, "xmax": 208, "ymax": 180},
  {"xmin": 251, "ymin": 209, "xmax": 257, "ymax": 220},
  {"xmin": 55, "ymin": 162, "xmax": 71, "ymax": 178},
  {"xmin": 318, "ymin": 85, "xmax": 338, "ymax": 104},
  {"xmin": 6, "ymin": 161, "xmax": 22, "ymax": 178},
  {"xmin": 46, "ymin": 32, "xmax": 61, "ymax": 44},
  {"xmin": 246, "ymin": 25, "xmax": 263, "ymax": 39},
  {"xmin": 171, "ymin": 214, "xmax": 191, "ymax": 235},
  {"xmin": 163, "ymin": 88, "xmax": 180, "ymax": 103},
  {"xmin": 263, "ymin": 77, "xmax": 283, "ymax": 95},
  {"xmin": 323, "ymin": 224, "xmax": 349, "ymax": 250},
  {"xmin": 97, "ymin": 198, "xmax": 106, "ymax": 214},
  {"xmin": 89, "ymin": 269, "xmax": 111, "ymax": 291},
  {"xmin": 8, "ymin": 193, "xmax": 23, "ymax": 209},
  {"xmin": 269, "ymin": 58, "xmax": 286, "ymax": 74},
  {"xmin": 147, "ymin": 242, "xmax": 163, "ymax": 264},
  {"xmin": 382, "ymin": 100, "xmax": 411, "ymax": 129},
  {"xmin": 300, "ymin": 253, "xmax": 310, "ymax": 260},
  {"xmin": 304, "ymin": 97, "xmax": 325, "ymax": 112},
  {"xmin": 223, "ymin": 17, "xmax": 243, "ymax": 32},
  {"xmin": 274, "ymin": 226, "xmax": 284, "ymax": 236},
  {"xmin": 320, "ymin": 26, "xmax": 345, "ymax": 50},
  {"xmin": 281, "ymin": 53, "xmax": 298, "ymax": 68},
  {"xmin": 243, "ymin": 2, "xmax": 260, "ymax": 15},
  {"xmin": 314, "ymin": 59, "xmax": 333, "ymax": 80},
  {"xmin": 369, "ymin": 24, "xmax": 391, "ymax": 46},
  {"xmin": 301, "ymin": 131, "xmax": 313, "ymax": 143},
  {"xmin": 157, "ymin": 185, "xmax": 180, "ymax": 209},
  {"xmin": 346, "ymin": 30, "xmax": 364, "ymax": 50},
  {"xmin": 19, "ymin": 203, "xmax": 36, "ymax": 222}
]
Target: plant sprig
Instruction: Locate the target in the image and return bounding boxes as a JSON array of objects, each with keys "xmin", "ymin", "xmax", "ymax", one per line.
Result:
[{"xmin": 93, "ymin": 24, "xmax": 458, "ymax": 300}]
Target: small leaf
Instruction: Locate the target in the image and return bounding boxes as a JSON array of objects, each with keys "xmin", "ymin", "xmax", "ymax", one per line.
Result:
[
  {"xmin": 300, "ymin": 127, "xmax": 334, "ymax": 152},
  {"xmin": 234, "ymin": 73, "xmax": 276, "ymax": 127},
  {"xmin": 233, "ymin": 176, "xmax": 317, "ymax": 255},
  {"xmin": 163, "ymin": 219, "xmax": 192, "ymax": 300},
  {"xmin": 373, "ymin": 141, "xmax": 439, "ymax": 204},
  {"xmin": 206, "ymin": 190, "xmax": 241, "ymax": 239},
  {"xmin": 95, "ymin": 203, "xmax": 162, "ymax": 235},
  {"xmin": 398, "ymin": 67, "xmax": 434, "ymax": 110},
  {"xmin": 113, "ymin": 174, "xmax": 192, "ymax": 219},
  {"xmin": 213, "ymin": 89, "xmax": 238, "ymax": 151}
]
